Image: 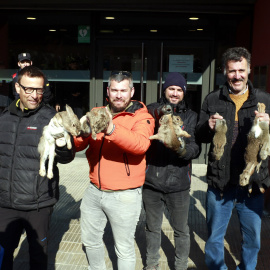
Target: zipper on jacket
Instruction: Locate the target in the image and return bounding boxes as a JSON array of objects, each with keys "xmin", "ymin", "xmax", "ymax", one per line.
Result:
[
  {"xmin": 10, "ymin": 116, "xmax": 23, "ymax": 208},
  {"xmin": 123, "ymin": 153, "xmax": 130, "ymax": 176},
  {"xmin": 35, "ymin": 174, "xmax": 40, "ymax": 211},
  {"xmin": 97, "ymin": 134, "xmax": 106, "ymax": 189}
]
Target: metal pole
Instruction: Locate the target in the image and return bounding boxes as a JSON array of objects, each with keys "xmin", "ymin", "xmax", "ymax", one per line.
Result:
[
  {"xmin": 159, "ymin": 42, "xmax": 164, "ymax": 99},
  {"xmin": 140, "ymin": 42, "xmax": 144, "ymax": 102}
]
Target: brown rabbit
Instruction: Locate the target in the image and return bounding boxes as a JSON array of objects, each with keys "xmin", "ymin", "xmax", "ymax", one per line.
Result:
[
  {"xmin": 239, "ymin": 103, "xmax": 270, "ymax": 193},
  {"xmin": 80, "ymin": 107, "xmax": 111, "ymax": 140},
  {"xmin": 212, "ymin": 113, "xmax": 228, "ymax": 160},
  {"xmin": 38, "ymin": 104, "xmax": 81, "ymax": 179},
  {"xmin": 149, "ymin": 105, "xmax": 191, "ymax": 152}
]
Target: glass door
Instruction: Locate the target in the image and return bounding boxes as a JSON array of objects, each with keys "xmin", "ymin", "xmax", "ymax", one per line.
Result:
[
  {"xmin": 92, "ymin": 41, "xmax": 146, "ymax": 108},
  {"xmin": 145, "ymin": 41, "xmax": 214, "ymax": 115},
  {"xmin": 94, "ymin": 40, "xmax": 214, "ymax": 163}
]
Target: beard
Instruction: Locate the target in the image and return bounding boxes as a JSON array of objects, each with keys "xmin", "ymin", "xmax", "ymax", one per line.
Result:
[{"xmin": 108, "ymin": 97, "xmax": 132, "ymax": 113}]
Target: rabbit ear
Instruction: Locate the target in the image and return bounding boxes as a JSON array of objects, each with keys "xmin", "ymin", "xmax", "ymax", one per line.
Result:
[{"xmin": 65, "ymin": 104, "xmax": 75, "ymax": 117}]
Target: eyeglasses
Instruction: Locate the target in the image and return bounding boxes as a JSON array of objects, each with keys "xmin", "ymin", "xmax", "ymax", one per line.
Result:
[
  {"xmin": 110, "ymin": 71, "xmax": 132, "ymax": 77},
  {"xmin": 18, "ymin": 83, "xmax": 44, "ymax": 95}
]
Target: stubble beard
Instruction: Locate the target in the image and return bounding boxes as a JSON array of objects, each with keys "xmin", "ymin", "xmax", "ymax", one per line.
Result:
[{"xmin": 109, "ymin": 98, "xmax": 131, "ymax": 113}]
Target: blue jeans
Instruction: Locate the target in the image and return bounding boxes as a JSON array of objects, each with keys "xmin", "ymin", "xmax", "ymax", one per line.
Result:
[
  {"xmin": 205, "ymin": 186, "xmax": 264, "ymax": 270},
  {"xmin": 80, "ymin": 183, "xmax": 142, "ymax": 270},
  {"xmin": 143, "ymin": 187, "xmax": 190, "ymax": 270}
]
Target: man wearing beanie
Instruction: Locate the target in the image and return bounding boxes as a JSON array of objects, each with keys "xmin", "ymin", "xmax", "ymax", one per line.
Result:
[{"xmin": 142, "ymin": 72, "xmax": 200, "ymax": 270}]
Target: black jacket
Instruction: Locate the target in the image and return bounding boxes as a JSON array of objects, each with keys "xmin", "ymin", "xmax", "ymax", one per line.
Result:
[
  {"xmin": 196, "ymin": 80, "xmax": 270, "ymax": 192},
  {"xmin": 145, "ymin": 97, "xmax": 200, "ymax": 193},
  {"xmin": 0, "ymin": 100, "xmax": 75, "ymax": 210}
]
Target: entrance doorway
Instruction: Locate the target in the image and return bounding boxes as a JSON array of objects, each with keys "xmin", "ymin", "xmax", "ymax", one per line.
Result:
[{"xmin": 93, "ymin": 39, "xmax": 214, "ymax": 163}]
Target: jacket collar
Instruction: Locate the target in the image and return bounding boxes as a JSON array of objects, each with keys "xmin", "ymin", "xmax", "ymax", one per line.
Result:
[
  {"xmin": 8, "ymin": 99, "xmax": 44, "ymax": 117},
  {"xmin": 125, "ymin": 100, "xmax": 144, "ymax": 113},
  {"xmin": 220, "ymin": 80, "xmax": 256, "ymax": 105}
]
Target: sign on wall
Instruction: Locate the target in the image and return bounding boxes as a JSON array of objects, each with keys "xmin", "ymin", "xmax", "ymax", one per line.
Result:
[
  {"xmin": 78, "ymin": 26, "xmax": 90, "ymax": 43},
  {"xmin": 169, "ymin": 55, "xmax": 194, "ymax": 73}
]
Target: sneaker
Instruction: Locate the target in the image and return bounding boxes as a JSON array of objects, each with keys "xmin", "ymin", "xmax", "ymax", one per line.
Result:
[{"xmin": 143, "ymin": 265, "xmax": 160, "ymax": 270}]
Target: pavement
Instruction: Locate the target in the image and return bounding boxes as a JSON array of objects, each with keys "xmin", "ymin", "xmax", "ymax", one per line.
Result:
[{"xmin": 13, "ymin": 152, "xmax": 270, "ymax": 270}]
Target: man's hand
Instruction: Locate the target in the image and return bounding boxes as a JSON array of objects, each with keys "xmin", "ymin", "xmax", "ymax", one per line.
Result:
[
  {"xmin": 176, "ymin": 137, "xmax": 187, "ymax": 157},
  {"xmin": 255, "ymin": 110, "xmax": 270, "ymax": 122},
  {"xmin": 56, "ymin": 137, "xmax": 68, "ymax": 147},
  {"xmin": 55, "ymin": 104, "xmax": 61, "ymax": 112},
  {"xmin": 80, "ymin": 115, "xmax": 92, "ymax": 137},
  {"xmin": 209, "ymin": 114, "xmax": 224, "ymax": 131}
]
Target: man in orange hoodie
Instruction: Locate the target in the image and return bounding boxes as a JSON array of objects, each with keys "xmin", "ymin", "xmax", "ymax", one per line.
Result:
[{"xmin": 74, "ymin": 71, "xmax": 155, "ymax": 270}]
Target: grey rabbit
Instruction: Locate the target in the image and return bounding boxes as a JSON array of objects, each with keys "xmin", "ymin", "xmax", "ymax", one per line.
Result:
[
  {"xmin": 80, "ymin": 107, "xmax": 111, "ymax": 139},
  {"xmin": 149, "ymin": 105, "xmax": 191, "ymax": 152},
  {"xmin": 38, "ymin": 104, "xmax": 81, "ymax": 179},
  {"xmin": 239, "ymin": 103, "xmax": 270, "ymax": 193},
  {"xmin": 212, "ymin": 113, "xmax": 228, "ymax": 161}
]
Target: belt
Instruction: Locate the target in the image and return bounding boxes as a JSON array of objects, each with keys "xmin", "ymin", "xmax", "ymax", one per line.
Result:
[{"xmin": 90, "ymin": 181, "xmax": 140, "ymax": 192}]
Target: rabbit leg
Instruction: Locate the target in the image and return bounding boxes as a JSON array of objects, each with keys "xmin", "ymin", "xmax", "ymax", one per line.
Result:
[
  {"xmin": 256, "ymin": 160, "xmax": 262, "ymax": 173},
  {"xmin": 47, "ymin": 142, "xmax": 56, "ymax": 179},
  {"xmin": 260, "ymin": 137, "xmax": 270, "ymax": 160},
  {"xmin": 149, "ymin": 134, "xmax": 160, "ymax": 140},
  {"xmin": 39, "ymin": 140, "xmax": 49, "ymax": 177},
  {"xmin": 249, "ymin": 181, "xmax": 265, "ymax": 194},
  {"xmin": 179, "ymin": 130, "xmax": 191, "ymax": 138},
  {"xmin": 64, "ymin": 132, "xmax": 72, "ymax": 149}
]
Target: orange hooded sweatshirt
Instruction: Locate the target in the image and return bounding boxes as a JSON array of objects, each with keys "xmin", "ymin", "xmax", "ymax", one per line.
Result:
[{"xmin": 74, "ymin": 101, "xmax": 155, "ymax": 190}]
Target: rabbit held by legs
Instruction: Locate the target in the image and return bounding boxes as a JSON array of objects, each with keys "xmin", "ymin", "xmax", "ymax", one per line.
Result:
[
  {"xmin": 212, "ymin": 113, "xmax": 228, "ymax": 160},
  {"xmin": 239, "ymin": 103, "xmax": 270, "ymax": 193},
  {"xmin": 149, "ymin": 105, "xmax": 191, "ymax": 152},
  {"xmin": 38, "ymin": 104, "xmax": 81, "ymax": 179}
]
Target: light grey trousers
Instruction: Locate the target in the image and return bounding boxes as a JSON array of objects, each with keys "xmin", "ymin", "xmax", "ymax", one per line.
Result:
[{"xmin": 80, "ymin": 183, "xmax": 142, "ymax": 270}]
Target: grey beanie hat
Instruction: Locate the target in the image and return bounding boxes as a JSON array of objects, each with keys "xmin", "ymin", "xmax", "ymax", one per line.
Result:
[{"xmin": 163, "ymin": 72, "xmax": 187, "ymax": 94}]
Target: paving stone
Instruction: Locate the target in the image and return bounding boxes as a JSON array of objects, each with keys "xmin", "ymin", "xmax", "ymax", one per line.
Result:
[{"xmin": 12, "ymin": 157, "xmax": 270, "ymax": 270}]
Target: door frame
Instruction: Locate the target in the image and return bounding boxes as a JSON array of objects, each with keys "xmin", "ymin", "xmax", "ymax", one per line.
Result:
[{"xmin": 91, "ymin": 38, "xmax": 215, "ymax": 164}]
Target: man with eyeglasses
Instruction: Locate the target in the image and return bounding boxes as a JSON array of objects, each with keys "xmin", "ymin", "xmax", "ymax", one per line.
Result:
[
  {"xmin": 73, "ymin": 71, "xmax": 155, "ymax": 270},
  {"xmin": 142, "ymin": 72, "xmax": 200, "ymax": 270},
  {"xmin": 0, "ymin": 66, "xmax": 75, "ymax": 270},
  {"xmin": 11, "ymin": 52, "xmax": 52, "ymax": 103}
]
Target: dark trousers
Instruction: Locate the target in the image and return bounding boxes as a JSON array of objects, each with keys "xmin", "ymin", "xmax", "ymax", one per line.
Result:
[
  {"xmin": 142, "ymin": 187, "xmax": 190, "ymax": 270},
  {"xmin": 0, "ymin": 206, "xmax": 53, "ymax": 270}
]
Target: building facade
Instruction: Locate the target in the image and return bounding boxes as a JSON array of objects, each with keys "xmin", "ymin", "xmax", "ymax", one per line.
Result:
[{"xmin": 1, "ymin": 0, "xmax": 268, "ymax": 163}]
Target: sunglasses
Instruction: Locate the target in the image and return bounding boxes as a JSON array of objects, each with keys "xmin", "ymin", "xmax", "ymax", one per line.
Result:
[
  {"xmin": 110, "ymin": 71, "xmax": 132, "ymax": 77},
  {"xmin": 18, "ymin": 83, "xmax": 44, "ymax": 95}
]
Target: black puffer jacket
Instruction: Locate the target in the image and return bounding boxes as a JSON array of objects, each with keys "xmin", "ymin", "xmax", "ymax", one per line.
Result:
[
  {"xmin": 196, "ymin": 80, "xmax": 270, "ymax": 192},
  {"xmin": 0, "ymin": 100, "xmax": 75, "ymax": 210},
  {"xmin": 145, "ymin": 97, "xmax": 200, "ymax": 193}
]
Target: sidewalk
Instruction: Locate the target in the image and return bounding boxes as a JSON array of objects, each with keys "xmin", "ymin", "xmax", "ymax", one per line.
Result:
[{"xmin": 13, "ymin": 154, "xmax": 270, "ymax": 269}]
